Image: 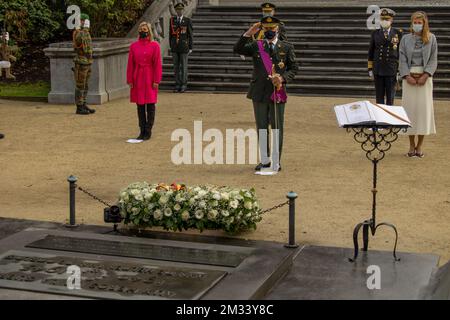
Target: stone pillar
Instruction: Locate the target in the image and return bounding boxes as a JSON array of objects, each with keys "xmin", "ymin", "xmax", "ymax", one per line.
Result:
[{"xmin": 44, "ymin": 38, "xmax": 134, "ymax": 105}]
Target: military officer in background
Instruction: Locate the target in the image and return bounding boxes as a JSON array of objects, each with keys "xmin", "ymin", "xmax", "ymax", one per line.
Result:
[
  {"xmin": 72, "ymin": 13, "xmax": 95, "ymax": 115},
  {"xmin": 170, "ymin": 3, "xmax": 193, "ymax": 93},
  {"xmin": 234, "ymin": 16, "xmax": 297, "ymax": 173},
  {"xmin": 368, "ymin": 8, "xmax": 403, "ymax": 106}
]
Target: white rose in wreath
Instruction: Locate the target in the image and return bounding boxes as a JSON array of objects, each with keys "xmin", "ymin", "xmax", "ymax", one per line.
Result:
[
  {"xmin": 221, "ymin": 193, "xmax": 230, "ymax": 201},
  {"xmin": 174, "ymin": 203, "xmax": 181, "ymax": 211},
  {"xmin": 153, "ymin": 209, "xmax": 163, "ymax": 220},
  {"xmin": 199, "ymin": 200, "xmax": 207, "ymax": 209},
  {"xmin": 164, "ymin": 208, "xmax": 173, "ymax": 217},
  {"xmin": 221, "ymin": 210, "xmax": 230, "ymax": 217},
  {"xmin": 195, "ymin": 210, "xmax": 204, "ymax": 220},
  {"xmin": 207, "ymin": 209, "xmax": 219, "ymax": 220},
  {"xmin": 159, "ymin": 195, "xmax": 169, "ymax": 205},
  {"xmin": 229, "ymin": 200, "xmax": 239, "ymax": 209},
  {"xmin": 181, "ymin": 210, "xmax": 190, "ymax": 221},
  {"xmin": 244, "ymin": 201, "xmax": 253, "ymax": 210}
]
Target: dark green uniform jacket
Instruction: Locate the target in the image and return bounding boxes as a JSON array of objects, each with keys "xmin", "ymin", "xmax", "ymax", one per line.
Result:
[{"xmin": 234, "ymin": 35, "xmax": 297, "ymax": 103}]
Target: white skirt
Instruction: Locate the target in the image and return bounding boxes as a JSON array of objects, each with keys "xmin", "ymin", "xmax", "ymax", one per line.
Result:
[{"xmin": 402, "ymin": 70, "xmax": 436, "ymax": 136}]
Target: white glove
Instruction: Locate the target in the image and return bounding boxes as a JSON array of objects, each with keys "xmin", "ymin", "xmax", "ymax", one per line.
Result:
[
  {"xmin": 240, "ymin": 55, "xmax": 246, "ymax": 61},
  {"xmin": 369, "ymin": 70, "xmax": 374, "ymax": 79},
  {"xmin": 188, "ymin": 49, "xmax": 192, "ymax": 55}
]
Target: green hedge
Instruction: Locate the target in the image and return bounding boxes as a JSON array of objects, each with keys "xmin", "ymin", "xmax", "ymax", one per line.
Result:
[{"xmin": 0, "ymin": 0, "xmax": 152, "ymax": 44}]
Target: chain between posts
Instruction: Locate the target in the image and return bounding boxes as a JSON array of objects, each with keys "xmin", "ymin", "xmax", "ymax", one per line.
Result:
[
  {"xmin": 259, "ymin": 200, "xmax": 290, "ymax": 215},
  {"xmin": 77, "ymin": 186, "xmax": 112, "ymax": 208}
]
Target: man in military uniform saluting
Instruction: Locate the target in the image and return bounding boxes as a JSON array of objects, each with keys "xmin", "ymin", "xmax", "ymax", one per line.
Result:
[
  {"xmin": 368, "ymin": 8, "xmax": 402, "ymax": 106},
  {"xmin": 73, "ymin": 13, "xmax": 95, "ymax": 115},
  {"xmin": 234, "ymin": 16, "xmax": 297, "ymax": 173},
  {"xmin": 170, "ymin": 3, "xmax": 193, "ymax": 93}
]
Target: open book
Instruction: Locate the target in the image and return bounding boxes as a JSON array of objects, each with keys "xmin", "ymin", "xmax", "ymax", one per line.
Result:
[{"xmin": 334, "ymin": 101, "xmax": 411, "ymax": 127}]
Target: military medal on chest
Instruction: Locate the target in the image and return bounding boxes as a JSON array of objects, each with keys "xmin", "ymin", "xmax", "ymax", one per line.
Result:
[
  {"xmin": 278, "ymin": 61, "xmax": 285, "ymax": 69},
  {"xmin": 391, "ymin": 34, "xmax": 399, "ymax": 50}
]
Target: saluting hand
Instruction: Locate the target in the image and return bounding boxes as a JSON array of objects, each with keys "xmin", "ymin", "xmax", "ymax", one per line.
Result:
[{"xmin": 244, "ymin": 23, "xmax": 261, "ymax": 37}]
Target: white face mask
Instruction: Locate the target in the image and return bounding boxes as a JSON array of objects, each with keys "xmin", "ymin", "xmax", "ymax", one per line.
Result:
[
  {"xmin": 83, "ymin": 19, "xmax": 90, "ymax": 29},
  {"xmin": 380, "ymin": 20, "xmax": 392, "ymax": 29},
  {"xmin": 412, "ymin": 23, "xmax": 423, "ymax": 33}
]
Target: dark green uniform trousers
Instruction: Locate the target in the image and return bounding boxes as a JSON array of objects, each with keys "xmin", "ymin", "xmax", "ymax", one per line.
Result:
[
  {"xmin": 74, "ymin": 63, "xmax": 91, "ymax": 106},
  {"xmin": 172, "ymin": 52, "xmax": 188, "ymax": 90},
  {"xmin": 252, "ymin": 101, "xmax": 285, "ymax": 166}
]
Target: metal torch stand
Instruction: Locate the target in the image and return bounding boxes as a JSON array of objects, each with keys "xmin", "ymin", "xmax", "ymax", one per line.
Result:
[{"xmin": 347, "ymin": 125, "xmax": 408, "ymax": 262}]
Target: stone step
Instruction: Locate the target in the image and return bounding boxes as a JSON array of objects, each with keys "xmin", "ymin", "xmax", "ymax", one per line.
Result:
[
  {"xmin": 162, "ymin": 72, "xmax": 450, "ymax": 85},
  {"xmin": 193, "ymin": 25, "xmax": 450, "ymax": 35},
  {"xmin": 176, "ymin": 48, "xmax": 450, "ymax": 59},
  {"xmin": 193, "ymin": 18, "xmax": 450, "ymax": 27},
  {"xmin": 163, "ymin": 56, "xmax": 450, "ymax": 68},
  {"xmin": 161, "ymin": 64, "xmax": 450, "ymax": 78},
  {"xmin": 193, "ymin": 41, "xmax": 450, "ymax": 49},
  {"xmin": 159, "ymin": 81, "xmax": 450, "ymax": 98}
]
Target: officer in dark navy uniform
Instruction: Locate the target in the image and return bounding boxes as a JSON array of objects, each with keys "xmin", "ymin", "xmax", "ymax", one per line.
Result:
[
  {"xmin": 368, "ymin": 8, "xmax": 403, "ymax": 105},
  {"xmin": 254, "ymin": 3, "xmax": 287, "ymax": 41},
  {"xmin": 169, "ymin": 2, "xmax": 193, "ymax": 93}
]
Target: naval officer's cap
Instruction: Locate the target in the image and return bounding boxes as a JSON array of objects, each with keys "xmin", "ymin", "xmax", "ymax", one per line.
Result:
[{"xmin": 380, "ymin": 8, "xmax": 396, "ymax": 18}]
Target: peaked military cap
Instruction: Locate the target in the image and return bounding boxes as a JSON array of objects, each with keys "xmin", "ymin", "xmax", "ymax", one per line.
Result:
[
  {"xmin": 261, "ymin": 2, "xmax": 276, "ymax": 10},
  {"xmin": 174, "ymin": 3, "xmax": 185, "ymax": 9},
  {"xmin": 80, "ymin": 13, "xmax": 89, "ymax": 20},
  {"xmin": 380, "ymin": 8, "xmax": 396, "ymax": 18},
  {"xmin": 260, "ymin": 16, "xmax": 281, "ymax": 27}
]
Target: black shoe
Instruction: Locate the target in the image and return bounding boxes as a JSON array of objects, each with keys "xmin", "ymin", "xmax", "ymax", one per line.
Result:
[
  {"xmin": 255, "ymin": 162, "xmax": 271, "ymax": 171},
  {"xmin": 0, "ymin": 133, "xmax": 4, "ymax": 139},
  {"xmin": 76, "ymin": 105, "xmax": 90, "ymax": 115},
  {"xmin": 174, "ymin": 87, "xmax": 181, "ymax": 93},
  {"xmin": 143, "ymin": 128, "xmax": 152, "ymax": 140},
  {"xmin": 180, "ymin": 86, "xmax": 187, "ymax": 93},
  {"xmin": 84, "ymin": 104, "xmax": 96, "ymax": 114}
]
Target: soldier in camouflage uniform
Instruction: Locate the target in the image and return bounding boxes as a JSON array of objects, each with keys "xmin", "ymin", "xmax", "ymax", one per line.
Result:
[
  {"xmin": 0, "ymin": 30, "xmax": 17, "ymax": 80},
  {"xmin": 73, "ymin": 13, "xmax": 95, "ymax": 115}
]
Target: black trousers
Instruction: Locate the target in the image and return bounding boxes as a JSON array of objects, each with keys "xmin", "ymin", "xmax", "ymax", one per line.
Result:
[
  {"xmin": 137, "ymin": 104, "xmax": 156, "ymax": 133},
  {"xmin": 374, "ymin": 75, "xmax": 397, "ymax": 106}
]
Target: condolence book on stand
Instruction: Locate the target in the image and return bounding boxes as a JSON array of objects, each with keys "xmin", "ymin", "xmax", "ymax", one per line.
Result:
[{"xmin": 334, "ymin": 101, "xmax": 411, "ymax": 127}]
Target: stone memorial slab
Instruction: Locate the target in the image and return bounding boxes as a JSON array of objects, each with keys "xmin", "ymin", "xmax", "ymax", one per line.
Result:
[
  {"xmin": 27, "ymin": 235, "xmax": 248, "ymax": 267},
  {"xmin": 0, "ymin": 250, "xmax": 226, "ymax": 300}
]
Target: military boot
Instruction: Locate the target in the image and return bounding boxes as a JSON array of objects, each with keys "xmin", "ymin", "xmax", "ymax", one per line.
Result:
[
  {"xmin": 5, "ymin": 68, "xmax": 15, "ymax": 80},
  {"xmin": 83, "ymin": 103, "xmax": 96, "ymax": 114},
  {"xmin": 76, "ymin": 104, "xmax": 90, "ymax": 115}
]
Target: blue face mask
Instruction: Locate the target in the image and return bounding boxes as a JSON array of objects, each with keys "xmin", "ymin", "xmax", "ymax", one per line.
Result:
[
  {"xmin": 412, "ymin": 24, "xmax": 423, "ymax": 33},
  {"xmin": 264, "ymin": 30, "xmax": 277, "ymax": 40}
]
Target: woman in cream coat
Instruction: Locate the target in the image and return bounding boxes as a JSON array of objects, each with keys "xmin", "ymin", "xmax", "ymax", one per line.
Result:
[{"xmin": 399, "ymin": 11, "xmax": 438, "ymax": 158}]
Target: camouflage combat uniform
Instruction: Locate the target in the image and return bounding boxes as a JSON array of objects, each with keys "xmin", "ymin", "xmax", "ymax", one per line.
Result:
[{"xmin": 73, "ymin": 27, "xmax": 93, "ymax": 109}]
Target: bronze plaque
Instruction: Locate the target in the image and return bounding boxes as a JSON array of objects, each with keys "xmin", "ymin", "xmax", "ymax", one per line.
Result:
[
  {"xmin": 27, "ymin": 235, "xmax": 248, "ymax": 267},
  {"xmin": 0, "ymin": 250, "xmax": 226, "ymax": 300}
]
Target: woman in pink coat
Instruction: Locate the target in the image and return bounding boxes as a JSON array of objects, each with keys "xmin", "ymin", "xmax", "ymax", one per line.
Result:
[{"xmin": 127, "ymin": 22, "xmax": 162, "ymax": 141}]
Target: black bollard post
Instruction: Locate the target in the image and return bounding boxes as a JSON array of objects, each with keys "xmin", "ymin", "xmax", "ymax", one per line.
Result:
[
  {"xmin": 284, "ymin": 191, "xmax": 299, "ymax": 248},
  {"xmin": 66, "ymin": 175, "xmax": 79, "ymax": 228}
]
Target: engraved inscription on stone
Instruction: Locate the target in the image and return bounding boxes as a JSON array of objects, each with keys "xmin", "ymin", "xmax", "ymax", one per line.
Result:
[
  {"xmin": 0, "ymin": 251, "xmax": 227, "ymax": 300},
  {"xmin": 27, "ymin": 235, "xmax": 248, "ymax": 267}
]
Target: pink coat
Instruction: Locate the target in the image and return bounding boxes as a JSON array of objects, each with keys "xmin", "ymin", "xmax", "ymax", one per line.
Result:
[{"xmin": 127, "ymin": 39, "xmax": 162, "ymax": 105}]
